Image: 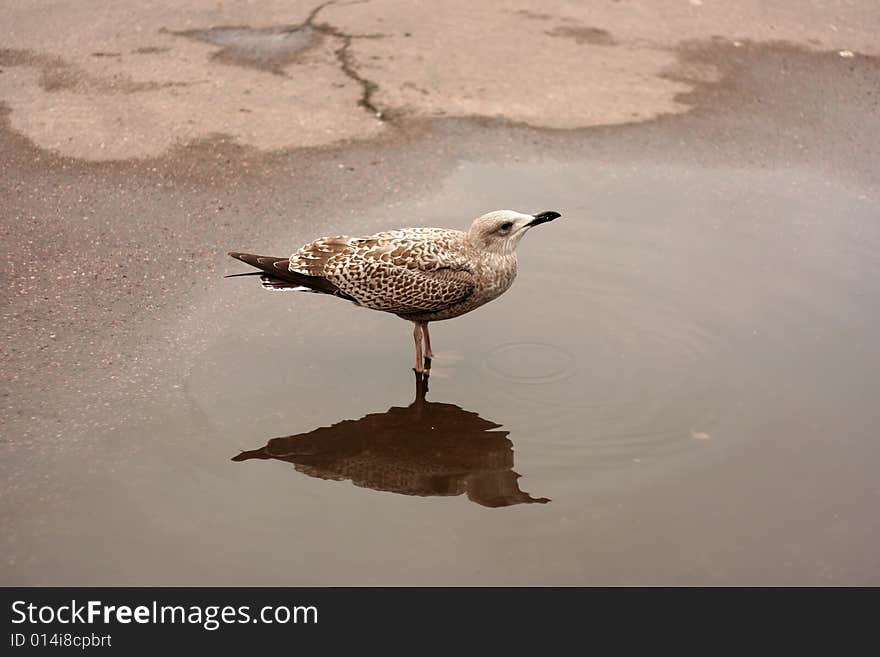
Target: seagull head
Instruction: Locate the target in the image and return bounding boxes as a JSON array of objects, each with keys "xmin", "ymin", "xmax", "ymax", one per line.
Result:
[{"xmin": 468, "ymin": 210, "xmax": 561, "ymax": 254}]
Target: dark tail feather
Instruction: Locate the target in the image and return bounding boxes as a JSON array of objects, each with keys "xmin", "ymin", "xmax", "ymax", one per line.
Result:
[
  {"xmin": 226, "ymin": 251, "xmax": 354, "ymax": 300},
  {"xmin": 231, "ymin": 448, "xmax": 270, "ymax": 462},
  {"xmin": 227, "ymin": 251, "xmax": 290, "ymax": 275},
  {"xmin": 224, "ymin": 271, "xmax": 264, "ymax": 278}
]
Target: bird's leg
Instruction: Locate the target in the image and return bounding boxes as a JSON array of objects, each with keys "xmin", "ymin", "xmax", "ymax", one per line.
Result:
[
  {"xmin": 422, "ymin": 322, "xmax": 434, "ymax": 359},
  {"xmin": 421, "ymin": 322, "xmax": 434, "ymax": 369},
  {"xmin": 412, "ymin": 321, "xmax": 424, "ymax": 374}
]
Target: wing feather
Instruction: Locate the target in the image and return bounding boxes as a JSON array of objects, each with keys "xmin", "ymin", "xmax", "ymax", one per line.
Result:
[{"xmin": 289, "ymin": 230, "xmax": 475, "ymax": 314}]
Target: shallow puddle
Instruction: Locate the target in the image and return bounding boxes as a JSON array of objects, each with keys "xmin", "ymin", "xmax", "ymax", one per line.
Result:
[
  {"xmin": 171, "ymin": 25, "xmax": 321, "ymax": 73},
  {"xmin": 9, "ymin": 156, "xmax": 880, "ymax": 585}
]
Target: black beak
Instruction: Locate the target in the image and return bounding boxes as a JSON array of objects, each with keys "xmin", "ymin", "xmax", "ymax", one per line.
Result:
[{"xmin": 527, "ymin": 211, "xmax": 561, "ymax": 227}]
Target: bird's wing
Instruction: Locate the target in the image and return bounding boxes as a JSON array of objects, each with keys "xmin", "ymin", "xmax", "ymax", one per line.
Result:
[{"xmin": 289, "ymin": 231, "xmax": 475, "ymax": 314}]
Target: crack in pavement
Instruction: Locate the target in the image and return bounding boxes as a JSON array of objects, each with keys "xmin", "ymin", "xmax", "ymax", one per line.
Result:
[
  {"xmin": 306, "ymin": 0, "xmax": 386, "ymax": 120},
  {"xmin": 333, "ymin": 35, "xmax": 383, "ymax": 119},
  {"xmin": 168, "ymin": 0, "xmax": 386, "ymax": 120}
]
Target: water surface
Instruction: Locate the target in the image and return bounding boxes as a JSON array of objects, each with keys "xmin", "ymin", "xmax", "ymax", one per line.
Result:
[{"xmin": 8, "ymin": 157, "xmax": 880, "ymax": 585}]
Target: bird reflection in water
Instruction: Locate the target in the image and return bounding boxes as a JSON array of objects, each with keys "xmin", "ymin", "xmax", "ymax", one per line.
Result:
[{"xmin": 232, "ymin": 372, "xmax": 549, "ymax": 508}]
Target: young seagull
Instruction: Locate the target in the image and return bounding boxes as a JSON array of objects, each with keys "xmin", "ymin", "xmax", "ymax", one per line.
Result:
[{"xmin": 228, "ymin": 209, "xmax": 561, "ymax": 374}]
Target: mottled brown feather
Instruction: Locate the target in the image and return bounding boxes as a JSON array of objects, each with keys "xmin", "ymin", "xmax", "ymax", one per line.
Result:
[{"xmin": 288, "ymin": 229, "xmax": 482, "ymax": 317}]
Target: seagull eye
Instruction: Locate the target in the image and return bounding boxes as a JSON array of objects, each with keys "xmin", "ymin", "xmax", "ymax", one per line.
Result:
[{"xmin": 499, "ymin": 222, "xmax": 513, "ymax": 232}]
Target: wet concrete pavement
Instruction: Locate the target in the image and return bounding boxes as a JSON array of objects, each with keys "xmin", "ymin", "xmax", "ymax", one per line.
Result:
[{"xmin": 2, "ymin": 4, "xmax": 880, "ymax": 585}]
